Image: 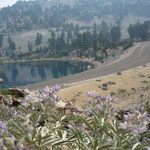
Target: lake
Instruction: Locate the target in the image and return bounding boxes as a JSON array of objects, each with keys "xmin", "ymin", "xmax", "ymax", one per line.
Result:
[{"xmin": 0, "ymin": 60, "xmax": 94, "ymax": 89}]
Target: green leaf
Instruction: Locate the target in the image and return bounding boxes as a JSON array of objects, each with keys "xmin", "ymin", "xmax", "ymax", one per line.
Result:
[
  {"xmin": 17, "ymin": 135, "xmax": 26, "ymax": 146},
  {"xmin": 11, "ymin": 120, "xmax": 24, "ymax": 134},
  {"xmin": 32, "ymin": 128, "xmax": 37, "ymax": 142},
  {"xmin": 97, "ymin": 144, "xmax": 111, "ymax": 150},
  {"xmin": 93, "ymin": 139, "xmax": 98, "ymax": 149},
  {"xmin": 141, "ymin": 131, "xmax": 150, "ymax": 138},
  {"xmin": 78, "ymin": 116, "xmax": 94, "ymax": 131}
]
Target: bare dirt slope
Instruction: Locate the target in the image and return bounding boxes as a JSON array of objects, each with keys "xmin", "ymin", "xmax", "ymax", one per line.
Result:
[{"xmin": 58, "ymin": 64, "xmax": 150, "ymax": 110}]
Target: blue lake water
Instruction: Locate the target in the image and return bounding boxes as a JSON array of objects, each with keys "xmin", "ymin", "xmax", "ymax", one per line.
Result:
[{"xmin": 0, "ymin": 60, "xmax": 94, "ymax": 89}]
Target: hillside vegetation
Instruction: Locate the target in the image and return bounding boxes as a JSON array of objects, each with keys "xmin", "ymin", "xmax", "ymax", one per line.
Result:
[
  {"xmin": 1, "ymin": 0, "xmax": 150, "ymax": 31},
  {"xmin": 0, "ymin": 0, "xmax": 150, "ymax": 61}
]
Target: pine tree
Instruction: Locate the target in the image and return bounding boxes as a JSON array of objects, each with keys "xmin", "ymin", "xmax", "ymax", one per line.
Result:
[
  {"xmin": 128, "ymin": 21, "xmax": 150, "ymax": 41},
  {"xmin": 28, "ymin": 41, "xmax": 33, "ymax": 53},
  {"xmin": 0, "ymin": 34, "xmax": 4, "ymax": 48},
  {"xmin": 35, "ymin": 33, "xmax": 42, "ymax": 45},
  {"xmin": 110, "ymin": 26, "xmax": 121, "ymax": 44},
  {"xmin": 7, "ymin": 36, "xmax": 16, "ymax": 50},
  {"xmin": 101, "ymin": 21, "xmax": 109, "ymax": 33},
  {"xmin": 93, "ymin": 30, "xmax": 98, "ymax": 51},
  {"xmin": 128, "ymin": 24, "xmax": 135, "ymax": 40}
]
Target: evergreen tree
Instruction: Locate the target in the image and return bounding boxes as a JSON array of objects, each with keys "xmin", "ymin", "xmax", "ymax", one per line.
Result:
[
  {"xmin": 74, "ymin": 24, "xmax": 80, "ymax": 36},
  {"xmin": 51, "ymin": 31, "xmax": 56, "ymax": 38},
  {"xmin": 128, "ymin": 24, "xmax": 135, "ymax": 40},
  {"xmin": 7, "ymin": 36, "xmax": 16, "ymax": 50},
  {"xmin": 101, "ymin": 21, "xmax": 109, "ymax": 33},
  {"xmin": 110, "ymin": 26, "xmax": 121, "ymax": 44},
  {"xmin": 35, "ymin": 33, "xmax": 42, "ymax": 45},
  {"xmin": 93, "ymin": 30, "xmax": 98, "ymax": 51},
  {"xmin": 128, "ymin": 21, "xmax": 150, "ymax": 41},
  {"xmin": 67, "ymin": 30, "xmax": 73, "ymax": 42},
  {"xmin": 0, "ymin": 34, "xmax": 4, "ymax": 48},
  {"xmin": 56, "ymin": 35, "xmax": 66, "ymax": 52},
  {"xmin": 139, "ymin": 21, "xmax": 150, "ymax": 40},
  {"xmin": 76, "ymin": 33, "xmax": 83, "ymax": 49},
  {"xmin": 116, "ymin": 19, "xmax": 121, "ymax": 27},
  {"xmin": 28, "ymin": 41, "xmax": 33, "ymax": 53},
  {"xmin": 93, "ymin": 23, "xmax": 97, "ymax": 31},
  {"xmin": 49, "ymin": 31, "xmax": 56, "ymax": 51}
]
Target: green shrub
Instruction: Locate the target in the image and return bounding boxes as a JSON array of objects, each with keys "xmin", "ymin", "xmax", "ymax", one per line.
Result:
[
  {"xmin": 131, "ymin": 88, "xmax": 136, "ymax": 91},
  {"xmin": 110, "ymin": 92, "xmax": 116, "ymax": 96},
  {"xmin": 118, "ymin": 89, "xmax": 127, "ymax": 94},
  {"xmin": 0, "ymin": 89, "xmax": 15, "ymax": 95},
  {"xmin": 141, "ymin": 80, "xmax": 149, "ymax": 84},
  {"xmin": 138, "ymin": 74, "xmax": 145, "ymax": 78}
]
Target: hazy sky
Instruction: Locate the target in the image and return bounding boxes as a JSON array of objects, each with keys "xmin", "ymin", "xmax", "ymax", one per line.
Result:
[{"xmin": 0, "ymin": 0, "xmax": 18, "ymax": 8}]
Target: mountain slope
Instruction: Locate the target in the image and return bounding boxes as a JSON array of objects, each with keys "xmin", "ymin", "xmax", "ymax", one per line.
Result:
[
  {"xmin": 0, "ymin": 0, "xmax": 150, "ymax": 60},
  {"xmin": 0, "ymin": 0, "xmax": 150, "ymax": 33}
]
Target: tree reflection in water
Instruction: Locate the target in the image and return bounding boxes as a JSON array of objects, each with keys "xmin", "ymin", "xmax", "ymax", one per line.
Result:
[{"xmin": 0, "ymin": 60, "xmax": 94, "ymax": 89}]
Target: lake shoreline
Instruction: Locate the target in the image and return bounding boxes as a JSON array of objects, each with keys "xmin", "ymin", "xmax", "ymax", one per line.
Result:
[
  {"xmin": 3, "ymin": 57, "xmax": 100, "ymax": 67},
  {"xmin": 1, "ymin": 43, "xmax": 135, "ymax": 90},
  {"xmin": 3, "ymin": 46, "xmax": 130, "ymax": 68},
  {"xmin": 0, "ymin": 58, "xmax": 98, "ymax": 89}
]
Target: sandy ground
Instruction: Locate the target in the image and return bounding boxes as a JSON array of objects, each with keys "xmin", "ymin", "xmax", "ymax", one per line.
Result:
[{"xmin": 58, "ymin": 64, "xmax": 150, "ymax": 110}]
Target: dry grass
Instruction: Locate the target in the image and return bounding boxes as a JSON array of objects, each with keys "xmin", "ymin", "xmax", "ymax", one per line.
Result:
[{"xmin": 2, "ymin": 29, "xmax": 51, "ymax": 53}]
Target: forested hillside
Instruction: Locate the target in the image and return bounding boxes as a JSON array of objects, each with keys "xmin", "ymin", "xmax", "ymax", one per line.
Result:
[
  {"xmin": 0, "ymin": 0, "xmax": 150, "ymax": 61},
  {"xmin": 1, "ymin": 0, "xmax": 150, "ymax": 32}
]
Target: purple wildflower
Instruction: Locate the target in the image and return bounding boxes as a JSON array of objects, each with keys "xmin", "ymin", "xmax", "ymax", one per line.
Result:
[
  {"xmin": 109, "ymin": 104, "xmax": 112, "ymax": 108},
  {"xmin": 36, "ymin": 94, "xmax": 43, "ymax": 99},
  {"xmin": 124, "ymin": 112, "xmax": 133, "ymax": 121},
  {"xmin": 68, "ymin": 124, "xmax": 73, "ymax": 129},
  {"xmin": 138, "ymin": 126, "xmax": 147, "ymax": 134},
  {"xmin": 124, "ymin": 115, "xmax": 129, "ymax": 121},
  {"xmin": 27, "ymin": 95, "xmax": 35, "ymax": 102},
  {"xmin": 53, "ymin": 84, "xmax": 61, "ymax": 92},
  {"xmin": 107, "ymin": 96, "xmax": 112, "ymax": 101},
  {"xmin": 77, "ymin": 124, "xmax": 86, "ymax": 131},
  {"xmin": 132, "ymin": 130, "xmax": 139, "ymax": 135},
  {"xmin": 120, "ymin": 111, "xmax": 149, "ymax": 135},
  {"xmin": 85, "ymin": 109, "xmax": 93, "ymax": 117},
  {"xmin": 43, "ymin": 86, "xmax": 50, "ymax": 93},
  {"xmin": 86, "ymin": 90, "xmax": 95, "ymax": 97},
  {"xmin": 95, "ymin": 93, "xmax": 100, "ymax": 98},
  {"xmin": 87, "ymin": 99, "xmax": 92, "ymax": 104},
  {"xmin": 39, "ymin": 90, "xmax": 42, "ymax": 93},
  {"xmin": 42, "ymin": 93, "xmax": 50, "ymax": 99},
  {"xmin": 112, "ymin": 98, "xmax": 118, "ymax": 102},
  {"xmin": 85, "ymin": 109, "xmax": 91, "ymax": 113},
  {"xmin": 101, "ymin": 97, "xmax": 106, "ymax": 101},
  {"xmin": 99, "ymin": 105, "xmax": 104, "ymax": 111},
  {"xmin": 0, "ymin": 121, "xmax": 7, "ymax": 135},
  {"xmin": 89, "ymin": 112, "xmax": 93, "ymax": 117},
  {"xmin": 101, "ymin": 104, "xmax": 106, "ymax": 109},
  {"xmin": 120, "ymin": 122, "xmax": 128, "ymax": 129},
  {"xmin": 94, "ymin": 105, "xmax": 100, "ymax": 111},
  {"xmin": 138, "ymin": 105, "xmax": 144, "ymax": 112},
  {"xmin": 147, "ymin": 117, "xmax": 150, "ymax": 122},
  {"xmin": 142, "ymin": 112, "xmax": 148, "ymax": 119},
  {"xmin": 97, "ymin": 98, "xmax": 101, "ymax": 104},
  {"xmin": 21, "ymin": 102, "xmax": 30, "ymax": 107},
  {"xmin": 55, "ymin": 96, "xmax": 61, "ymax": 102}
]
